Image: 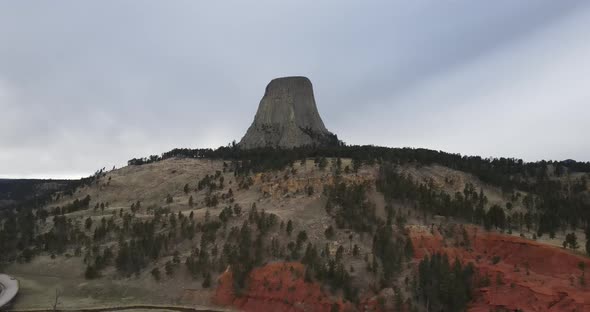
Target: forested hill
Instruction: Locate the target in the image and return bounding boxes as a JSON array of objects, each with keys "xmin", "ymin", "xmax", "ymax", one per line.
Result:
[
  {"xmin": 0, "ymin": 179, "xmax": 74, "ymax": 209},
  {"xmin": 1, "ymin": 144, "xmax": 589, "ymax": 311},
  {"xmin": 128, "ymin": 145, "xmax": 590, "ymax": 236},
  {"xmin": 129, "ymin": 145, "xmax": 590, "ymax": 189}
]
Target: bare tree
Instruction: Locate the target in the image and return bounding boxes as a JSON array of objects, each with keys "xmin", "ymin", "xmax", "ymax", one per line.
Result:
[{"xmin": 52, "ymin": 288, "xmax": 61, "ymax": 311}]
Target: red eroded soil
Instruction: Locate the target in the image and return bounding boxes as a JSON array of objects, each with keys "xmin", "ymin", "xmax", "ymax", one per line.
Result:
[
  {"xmin": 410, "ymin": 226, "xmax": 590, "ymax": 312},
  {"xmin": 212, "ymin": 228, "xmax": 589, "ymax": 312},
  {"xmin": 213, "ymin": 262, "xmax": 348, "ymax": 312}
]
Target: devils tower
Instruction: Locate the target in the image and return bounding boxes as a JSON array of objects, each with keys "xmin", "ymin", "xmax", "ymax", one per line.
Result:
[{"xmin": 239, "ymin": 76, "xmax": 338, "ymax": 149}]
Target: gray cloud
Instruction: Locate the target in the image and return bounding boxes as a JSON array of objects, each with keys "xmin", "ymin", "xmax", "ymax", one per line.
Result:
[{"xmin": 1, "ymin": 1, "xmax": 589, "ymax": 178}]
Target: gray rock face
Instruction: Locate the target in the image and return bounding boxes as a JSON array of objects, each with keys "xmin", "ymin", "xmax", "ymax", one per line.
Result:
[{"xmin": 239, "ymin": 76, "xmax": 337, "ymax": 149}]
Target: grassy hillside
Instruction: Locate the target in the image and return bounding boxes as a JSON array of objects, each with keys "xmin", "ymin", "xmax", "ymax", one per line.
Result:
[{"xmin": 1, "ymin": 146, "xmax": 589, "ymax": 311}]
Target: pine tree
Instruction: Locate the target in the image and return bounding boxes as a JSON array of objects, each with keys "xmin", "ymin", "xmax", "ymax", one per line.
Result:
[
  {"xmin": 202, "ymin": 272, "xmax": 212, "ymax": 288},
  {"xmin": 165, "ymin": 261, "xmax": 175, "ymax": 276},
  {"xmin": 565, "ymin": 233, "xmax": 579, "ymax": 250},
  {"xmin": 330, "ymin": 303, "xmax": 340, "ymax": 312},
  {"xmin": 352, "ymin": 244, "xmax": 360, "ymax": 257},
  {"xmin": 297, "ymin": 231, "xmax": 308, "ymax": 247},
  {"xmin": 84, "ymin": 265, "xmax": 99, "ymax": 279},
  {"xmin": 151, "ymin": 268, "xmax": 161, "ymax": 281},
  {"xmin": 318, "ymin": 158, "xmax": 328, "ymax": 170},
  {"xmin": 85, "ymin": 217, "xmax": 93, "ymax": 230},
  {"xmin": 352, "ymin": 158, "xmax": 362, "ymax": 172},
  {"xmin": 325, "ymin": 226, "xmax": 335, "ymax": 239}
]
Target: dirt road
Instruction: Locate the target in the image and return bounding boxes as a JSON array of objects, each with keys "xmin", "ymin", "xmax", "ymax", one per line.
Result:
[{"xmin": 0, "ymin": 274, "xmax": 19, "ymax": 308}]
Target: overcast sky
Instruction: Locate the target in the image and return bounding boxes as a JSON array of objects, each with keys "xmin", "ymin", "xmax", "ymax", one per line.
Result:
[{"xmin": 1, "ymin": 1, "xmax": 589, "ymax": 179}]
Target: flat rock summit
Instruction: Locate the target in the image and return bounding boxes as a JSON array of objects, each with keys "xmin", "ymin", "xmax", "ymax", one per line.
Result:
[{"xmin": 239, "ymin": 76, "xmax": 338, "ymax": 149}]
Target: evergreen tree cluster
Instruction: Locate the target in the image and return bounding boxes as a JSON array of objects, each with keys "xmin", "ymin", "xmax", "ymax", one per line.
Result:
[
  {"xmin": 377, "ymin": 164, "xmax": 492, "ymax": 225},
  {"xmin": 114, "ymin": 219, "xmax": 167, "ymax": 276},
  {"xmin": 197, "ymin": 171, "xmax": 224, "ymax": 192},
  {"xmin": 376, "ymin": 163, "xmax": 590, "ymax": 238},
  {"xmin": 50, "ymin": 195, "xmax": 91, "ymax": 215},
  {"xmin": 84, "ymin": 246, "xmax": 113, "ymax": 279},
  {"xmin": 42, "ymin": 215, "xmax": 89, "ymax": 255},
  {"xmin": 324, "ymin": 182, "xmax": 377, "ymax": 233},
  {"xmin": 372, "ymin": 225, "xmax": 413, "ymax": 287},
  {"xmin": 416, "ymin": 253, "xmax": 475, "ymax": 312},
  {"xmin": 301, "ymin": 242, "xmax": 358, "ymax": 302}
]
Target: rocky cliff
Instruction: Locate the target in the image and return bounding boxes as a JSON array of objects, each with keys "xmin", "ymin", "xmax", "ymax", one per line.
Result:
[{"xmin": 238, "ymin": 76, "xmax": 338, "ymax": 149}]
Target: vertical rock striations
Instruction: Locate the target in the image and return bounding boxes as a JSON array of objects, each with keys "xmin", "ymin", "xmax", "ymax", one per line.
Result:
[{"xmin": 238, "ymin": 76, "xmax": 338, "ymax": 149}]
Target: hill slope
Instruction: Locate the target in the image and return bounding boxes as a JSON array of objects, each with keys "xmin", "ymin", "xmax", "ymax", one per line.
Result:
[{"xmin": 1, "ymin": 150, "xmax": 589, "ymax": 311}]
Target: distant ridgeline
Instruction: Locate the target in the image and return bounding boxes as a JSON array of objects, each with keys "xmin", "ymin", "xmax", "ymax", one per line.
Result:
[
  {"xmin": 0, "ymin": 169, "xmax": 109, "ymax": 210},
  {"xmin": 0, "ymin": 179, "xmax": 72, "ymax": 210},
  {"xmin": 128, "ymin": 144, "xmax": 590, "ymax": 189}
]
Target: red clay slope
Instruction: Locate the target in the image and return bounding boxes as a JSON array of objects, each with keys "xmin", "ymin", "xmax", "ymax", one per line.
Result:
[
  {"xmin": 410, "ymin": 226, "xmax": 590, "ymax": 312},
  {"xmin": 212, "ymin": 227, "xmax": 589, "ymax": 312},
  {"xmin": 213, "ymin": 262, "xmax": 348, "ymax": 312}
]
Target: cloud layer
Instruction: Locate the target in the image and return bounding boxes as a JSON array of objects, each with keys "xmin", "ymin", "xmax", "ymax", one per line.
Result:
[{"xmin": 1, "ymin": 1, "xmax": 589, "ymax": 178}]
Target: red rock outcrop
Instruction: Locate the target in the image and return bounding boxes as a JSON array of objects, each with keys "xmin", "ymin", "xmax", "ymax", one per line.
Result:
[
  {"xmin": 213, "ymin": 262, "xmax": 348, "ymax": 312},
  {"xmin": 212, "ymin": 227, "xmax": 589, "ymax": 312},
  {"xmin": 410, "ymin": 226, "xmax": 590, "ymax": 312}
]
